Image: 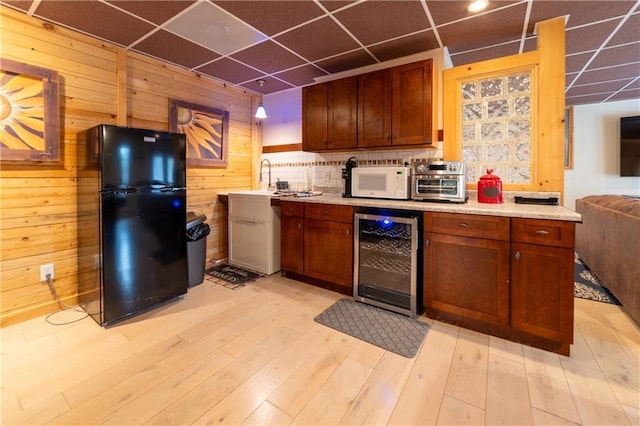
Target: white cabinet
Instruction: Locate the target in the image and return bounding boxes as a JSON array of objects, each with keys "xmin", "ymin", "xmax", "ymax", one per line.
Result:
[{"xmin": 228, "ymin": 193, "xmax": 281, "ymax": 275}]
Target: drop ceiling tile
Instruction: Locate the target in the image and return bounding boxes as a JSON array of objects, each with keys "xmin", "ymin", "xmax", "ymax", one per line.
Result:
[
  {"xmin": 212, "ymin": 1, "xmax": 325, "ymax": 36},
  {"xmin": 437, "ymin": 2, "xmax": 528, "ymax": 54},
  {"xmin": 275, "ymin": 16, "xmax": 360, "ymax": 62},
  {"xmin": 566, "ymin": 79, "xmax": 635, "ymax": 97},
  {"xmin": 105, "ymin": 1, "xmax": 196, "ymax": 25},
  {"xmin": 231, "ymin": 41, "xmax": 306, "ymax": 74},
  {"xmin": 571, "ymin": 63, "xmax": 640, "ymax": 86},
  {"xmin": 426, "ymin": 0, "xmax": 521, "ymax": 26},
  {"xmin": 274, "ymin": 65, "xmax": 329, "ymax": 87},
  {"xmin": 522, "ymin": 36, "xmax": 537, "ymax": 53},
  {"xmin": 449, "ymin": 42, "xmax": 521, "ymax": 66},
  {"xmin": 368, "ymin": 31, "xmax": 440, "ymax": 63},
  {"xmin": 131, "ymin": 30, "xmax": 220, "ymax": 69},
  {"xmin": 565, "ymin": 19, "xmax": 622, "ymax": 55},
  {"xmin": 33, "ymin": 0, "xmax": 155, "ymax": 46},
  {"xmin": 315, "ymin": 49, "xmax": 377, "ymax": 74},
  {"xmin": 590, "ymin": 43, "xmax": 640, "ymax": 68},
  {"xmin": 195, "ymin": 57, "xmax": 263, "ymax": 85},
  {"xmin": 2, "ymin": 1, "xmax": 32, "ymax": 12},
  {"xmin": 566, "ymin": 52, "xmax": 593, "ymax": 73},
  {"xmin": 609, "ymin": 87, "xmax": 640, "ymax": 101},
  {"xmin": 607, "ymin": 13, "xmax": 640, "ymax": 47},
  {"xmin": 241, "ymin": 77, "xmax": 293, "ymax": 94},
  {"xmin": 528, "ymin": 1, "xmax": 634, "ymax": 32},
  {"xmin": 334, "ymin": 0, "xmax": 430, "ymax": 46},
  {"xmin": 566, "ymin": 93, "xmax": 609, "ymax": 105},
  {"xmin": 165, "ymin": 1, "xmax": 267, "ymax": 55},
  {"xmin": 625, "ymin": 78, "xmax": 640, "ymax": 90},
  {"xmin": 319, "ymin": 1, "xmax": 357, "ymax": 13}
]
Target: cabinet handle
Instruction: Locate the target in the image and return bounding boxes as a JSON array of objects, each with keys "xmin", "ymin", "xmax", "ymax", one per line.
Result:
[
  {"xmin": 237, "ymin": 219, "xmax": 258, "ymax": 225},
  {"xmin": 425, "ymin": 239, "xmax": 430, "ymax": 247},
  {"xmin": 321, "ymin": 210, "xmax": 329, "ymax": 215},
  {"xmin": 536, "ymin": 229, "xmax": 550, "ymax": 235},
  {"xmin": 515, "ymin": 250, "xmax": 520, "ymax": 260},
  {"xmin": 346, "ymin": 229, "xmax": 350, "ymax": 236},
  {"xmin": 297, "ymin": 223, "xmax": 302, "ymax": 229},
  {"xmin": 459, "ymin": 222, "xmax": 468, "ymax": 228}
]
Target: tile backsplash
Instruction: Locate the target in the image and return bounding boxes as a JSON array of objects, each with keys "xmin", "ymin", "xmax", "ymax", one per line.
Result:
[{"xmin": 260, "ymin": 144, "xmax": 443, "ymax": 193}]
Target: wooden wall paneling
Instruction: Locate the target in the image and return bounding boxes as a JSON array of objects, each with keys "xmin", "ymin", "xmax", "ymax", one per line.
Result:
[
  {"xmin": 536, "ymin": 17, "xmax": 566, "ymax": 196},
  {"xmin": 0, "ymin": 6, "xmax": 259, "ymax": 325},
  {"xmin": 116, "ymin": 49, "xmax": 128, "ymax": 126}
]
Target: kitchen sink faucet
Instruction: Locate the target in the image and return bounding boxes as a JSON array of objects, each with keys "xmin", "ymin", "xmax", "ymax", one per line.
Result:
[{"xmin": 260, "ymin": 158, "xmax": 272, "ymax": 190}]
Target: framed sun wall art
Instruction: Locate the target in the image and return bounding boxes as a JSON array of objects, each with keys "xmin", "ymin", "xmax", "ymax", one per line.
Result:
[
  {"xmin": 0, "ymin": 59, "xmax": 60, "ymax": 162},
  {"xmin": 169, "ymin": 99, "xmax": 229, "ymax": 167}
]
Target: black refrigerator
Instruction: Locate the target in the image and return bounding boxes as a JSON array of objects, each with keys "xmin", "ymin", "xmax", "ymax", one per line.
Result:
[{"xmin": 78, "ymin": 125, "xmax": 188, "ymax": 326}]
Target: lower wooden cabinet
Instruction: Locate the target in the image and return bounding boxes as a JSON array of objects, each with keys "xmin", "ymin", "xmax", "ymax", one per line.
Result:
[
  {"xmin": 280, "ymin": 201, "xmax": 354, "ymax": 294},
  {"xmin": 280, "ymin": 203, "xmax": 304, "ymax": 275},
  {"xmin": 304, "ymin": 218, "xmax": 353, "ymax": 290},
  {"xmin": 510, "ymin": 243, "xmax": 574, "ymax": 342},
  {"xmin": 510, "ymin": 218, "xmax": 575, "ymax": 344},
  {"xmin": 423, "ymin": 212, "xmax": 576, "ymax": 355},
  {"xmin": 423, "ymin": 233, "xmax": 510, "ymax": 326}
]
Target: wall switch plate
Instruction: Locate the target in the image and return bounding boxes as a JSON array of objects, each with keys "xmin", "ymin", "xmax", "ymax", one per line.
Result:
[{"xmin": 40, "ymin": 264, "xmax": 54, "ymax": 281}]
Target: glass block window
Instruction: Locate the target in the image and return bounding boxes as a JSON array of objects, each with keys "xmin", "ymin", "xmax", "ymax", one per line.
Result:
[{"xmin": 461, "ymin": 70, "xmax": 533, "ymax": 185}]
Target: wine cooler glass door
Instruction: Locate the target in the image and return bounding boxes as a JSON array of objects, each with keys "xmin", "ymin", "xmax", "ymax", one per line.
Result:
[{"xmin": 354, "ymin": 213, "xmax": 419, "ymax": 317}]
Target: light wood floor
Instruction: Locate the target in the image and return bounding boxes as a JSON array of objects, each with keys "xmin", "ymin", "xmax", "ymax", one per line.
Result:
[{"xmin": 2, "ymin": 273, "xmax": 639, "ymax": 425}]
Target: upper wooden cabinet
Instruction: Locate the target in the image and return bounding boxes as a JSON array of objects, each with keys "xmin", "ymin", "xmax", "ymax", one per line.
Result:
[
  {"xmin": 357, "ymin": 69, "xmax": 392, "ymax": 147},
  {"xmin": 391, "ymin": 59, "xmax": 433, "ymax": 146},
  {"xmin": 303, "ymin": 59, "xmax": 433, "ymax": 151},
  {"xmin": 302, "ymin": 76, "xmax": 357, "ymax": 151}
]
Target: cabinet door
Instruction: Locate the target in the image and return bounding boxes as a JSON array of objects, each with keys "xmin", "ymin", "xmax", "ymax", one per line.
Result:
[
  {"xmin": 423, "ymin": 232, "xmax": 509, "ymax": 326},
  {"xmin": 358, "ymin": 69, "xmax": 392, "ymax": 147},
  {"xmin": 511, "ymin": 243, "xmax": 574, "ymax": 342},
  {"xmin": 327, "ymin": 77, "xmax": 357, "ymax": 150},
  {"xmin": 392, "ymin": 59, "xmax": 432, "ymax": 146},
  {"xmin": 281, "ymin": 215, "xmax": 304, "ymax": 274},
  {"xmin": 229, "ymin": 217, "xmax": 271, "ymax": 274},
  {"xmin": 302, "ymin": 83, "xmax": 328, "ymax": 151},
  {"xmin": 304, "ymin": 218, "xmax": 353, "ymax": 290}
]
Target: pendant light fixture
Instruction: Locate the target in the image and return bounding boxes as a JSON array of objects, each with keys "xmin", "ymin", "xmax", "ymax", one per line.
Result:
[{"xmin": 255, "ymin": 79, "xmax": 267, "ymax": 119}]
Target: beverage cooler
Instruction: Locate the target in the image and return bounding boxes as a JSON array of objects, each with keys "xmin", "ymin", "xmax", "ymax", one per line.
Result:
[{"xmin": 353, "ymin": 210, "xmax": 421, "ymax": 317}]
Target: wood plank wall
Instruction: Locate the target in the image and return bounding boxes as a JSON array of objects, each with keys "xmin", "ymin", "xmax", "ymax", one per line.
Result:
[{"xmin": 0, "ymin": 6, "xmax": 260, "ymax": 326}]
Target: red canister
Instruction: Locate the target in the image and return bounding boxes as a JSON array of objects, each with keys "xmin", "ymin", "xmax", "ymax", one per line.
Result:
[{"xmin": 478, "ymin": 169, "xmax": 503, "ymax": 204}]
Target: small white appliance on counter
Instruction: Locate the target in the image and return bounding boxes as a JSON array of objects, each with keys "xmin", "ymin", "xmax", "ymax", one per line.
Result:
[
  {"xmin": 351, "ymin": 166, "xmax": 412, "ymax": 200},
  {"xmin": 228, "ymin": 193, "xmax": 281, "ymax": 275}
]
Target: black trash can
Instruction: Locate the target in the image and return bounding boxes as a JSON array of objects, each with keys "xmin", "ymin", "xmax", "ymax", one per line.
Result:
[{"xmin": 186, "ymin": 212, "xmax": 210, "ymax": 287}]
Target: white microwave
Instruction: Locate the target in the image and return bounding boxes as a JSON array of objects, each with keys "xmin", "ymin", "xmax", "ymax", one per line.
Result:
[{"xmin": 351, "ymin": 166, "xmax": 412, "ymax": 200}]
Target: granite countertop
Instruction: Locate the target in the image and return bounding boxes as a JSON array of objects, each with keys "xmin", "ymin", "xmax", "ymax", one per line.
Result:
[{"xmin": 277, "ymin": 194, "xmax": 582, "ymax": 222}]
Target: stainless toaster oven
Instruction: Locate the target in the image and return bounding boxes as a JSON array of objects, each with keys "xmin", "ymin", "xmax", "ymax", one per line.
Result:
[{"xmin": 411, "ymin": 160, "xmax": 467, "ymax": 203}]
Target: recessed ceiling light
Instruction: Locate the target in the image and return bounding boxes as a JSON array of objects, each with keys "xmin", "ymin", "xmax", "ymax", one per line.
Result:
[{"xmin": 468, "ymin": 0, "xmax": 489, "ymax": 13}]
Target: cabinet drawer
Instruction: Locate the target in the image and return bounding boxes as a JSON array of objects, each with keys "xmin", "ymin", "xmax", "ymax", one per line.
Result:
[
  {"xmin": 305, "ymin": 203, "xmax": 353, "ymax": 223},
  {"xmin": 281, "ymin": 201, "xmax": 304, "ymax": 217},
  {"xmin": 424, "ymin": 212, "xmax": 509, "ymax": 241},
  {"xmin": 511, "ymin": 218, "xmax": 575, "ymax": 248}
]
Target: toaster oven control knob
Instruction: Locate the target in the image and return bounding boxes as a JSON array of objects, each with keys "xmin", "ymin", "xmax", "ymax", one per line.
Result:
[
  {"xmin": 449, "ymin": 164, "xmax": 457, "ymax": 172},
  {"xmin": 416, "ymin": 164, "xmax": 426, "ymax": 173}
]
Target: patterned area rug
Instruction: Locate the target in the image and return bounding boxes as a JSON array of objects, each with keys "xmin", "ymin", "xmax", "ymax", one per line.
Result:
[
  {"xmin": 314, "ymin": 299, "xmax": 430, "ymax": 358},
  {"xmin": 205, "ymin": 264, "xmax": 263, "ymax": 290},
  {"xmin": 574, "ymin": 253, "xmax": 620, "ymax": 305}
]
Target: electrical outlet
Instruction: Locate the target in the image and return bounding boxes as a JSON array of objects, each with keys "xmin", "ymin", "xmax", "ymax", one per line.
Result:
[
  {"xmin": 324, "ymin": 171, "xmax": 331, "ymax": 182},
  {"xmin": 40, "ymin": 264, "xmax": 54, "ymax": 282}
]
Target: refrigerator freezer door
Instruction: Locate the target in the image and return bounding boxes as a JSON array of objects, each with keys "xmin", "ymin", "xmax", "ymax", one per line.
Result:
[
  {"xmin": 99, "ymin": 125, "xmax": 186, "ymax": 190},
  {"xmin": 100, "ymin": 189, "xmax": 187, "ymax": 324}
]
